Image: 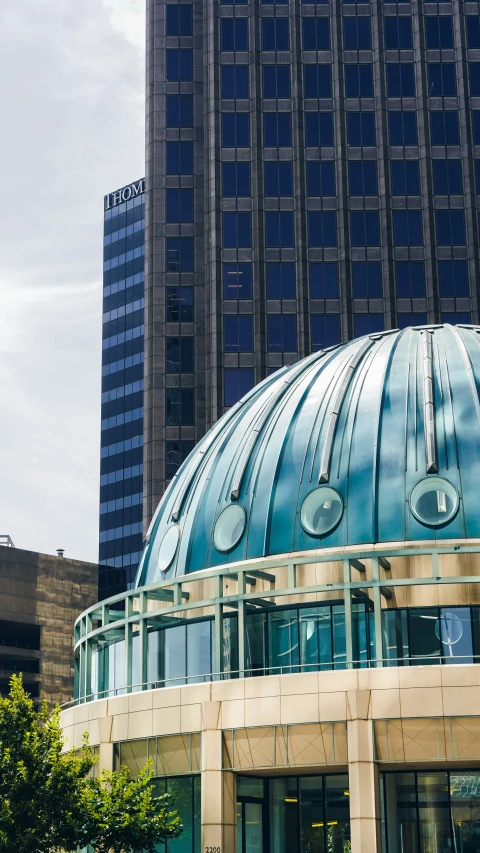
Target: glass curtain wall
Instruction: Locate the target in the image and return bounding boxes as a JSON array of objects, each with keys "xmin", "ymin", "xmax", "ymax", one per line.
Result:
[
  {"xmin": 236, "ymin": 774, "xmax": 350, "ymax": 853},
  {"xmin": 246, "ymin": 601, "xmax": 374, "ymax": 675},
  {"xmin": 382, "ymin": 771, "xmax": 480, "ymax": 853},
  {"xmin": 383, "ymin": 606, "xmax": 480, "ymax": 666},
  {"xmin": 154, "ymin": 776, "xmax": 201, "ymax": 853}
]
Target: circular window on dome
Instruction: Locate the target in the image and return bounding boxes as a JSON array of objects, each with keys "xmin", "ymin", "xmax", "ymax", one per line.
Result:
[
  {"xmin": 300, "ymin": 487, "xmax": 343, "ymax": 537},
  {"xmin": 156, "ymin": 525, "xmax": 180, "ymax": 575},
  {"xmin": 409, "ymin": 477, "xmax": 459, "ymax": 527},
  {"xmin": 213, "ymin": 504, "xmax": 246, "ymax": 553}
]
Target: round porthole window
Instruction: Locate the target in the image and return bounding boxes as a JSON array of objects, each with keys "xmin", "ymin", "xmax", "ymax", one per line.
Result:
[
  {"xmin": 300, "ymin": 487, "xmax": 344, "ymax": 537},
  {"xmin": 156, "ymin": 525, "xmax": 180, "ymax": 575},
  {"xmin": 213, "ymin": 504, "xmax": 246, "ymax": 553},
  {"xmin": 409, "ymin": 477, "xmax": 459, "ymax": 527}
]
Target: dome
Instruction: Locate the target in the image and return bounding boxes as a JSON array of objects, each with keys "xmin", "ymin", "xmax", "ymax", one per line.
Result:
[{"xmin": 137, "ymin": 324, "xmax": 480, "ymax": 586}]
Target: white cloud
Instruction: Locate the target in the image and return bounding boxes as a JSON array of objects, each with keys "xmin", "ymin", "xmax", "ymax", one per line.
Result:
[{"xmin": 0, "ymin": 0, "xmax": 145, "ymax": 562}]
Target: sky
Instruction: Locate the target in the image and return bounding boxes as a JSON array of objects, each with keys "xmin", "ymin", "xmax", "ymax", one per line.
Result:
[{"xmin": 0, "ymin": 0, "xmax": 145, "ymax": 562}]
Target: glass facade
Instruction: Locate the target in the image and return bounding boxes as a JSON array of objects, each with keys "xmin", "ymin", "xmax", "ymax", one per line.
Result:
[
  {"xmin": 144, "ymin": 0, "xmax": 480, "ymax": 518},
  {"xmin": 237, "ymin": 774, "xmax": 350, "ymax": 853},
  {"xmin": 99, "ymin": 182, "xmax": 145, "ymax": 597},
  {"xmin": 87, "ymin": 599, "xmax": 480, "ymax": 700},
  {"xmin": 382, "ymin": 771, "xmax": 480, "ymax": 853}
]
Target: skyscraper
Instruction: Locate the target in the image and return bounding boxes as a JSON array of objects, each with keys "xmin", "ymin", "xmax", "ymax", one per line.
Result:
[
  {"xmin": 99, "ymin": 179, "xmax": 145, "ymax": 596},
  {"xmin": 144, "ymin": 0, "xmax": 480, "ymax": 527}
]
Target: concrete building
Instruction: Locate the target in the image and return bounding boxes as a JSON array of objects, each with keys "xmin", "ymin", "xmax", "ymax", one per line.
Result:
[
  {"xmin": 0, "ymin": 544, "xmax": 97, "ymax": 706},
  {"xmin": 100, "ymin": 179, "xmax": 146, "ymax": 595},
  {"xmin": 66, "ymin": 324, "xmax": 480, "ymax": 852},
  {"xmin": 143, "ymin": 0, "xmax": 480, "ymax": 522}
]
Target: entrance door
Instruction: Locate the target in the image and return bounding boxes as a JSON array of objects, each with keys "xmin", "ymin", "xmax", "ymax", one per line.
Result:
[{"xmin": 237, "ymin": 800, "xmax": 264, "ymax": 853}]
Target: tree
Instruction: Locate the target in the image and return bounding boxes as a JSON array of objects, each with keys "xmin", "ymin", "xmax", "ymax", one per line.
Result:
[
  {"xmin": 0, "ymin": 675, "xmax": 183, "ymax": 853},
  {"xmin": 84, "ymin": 762, "xmax": 183, "ymax": 853},
  {"xmin": 0, "ymin": 674, "xmax": 95, "ymax": 853}
]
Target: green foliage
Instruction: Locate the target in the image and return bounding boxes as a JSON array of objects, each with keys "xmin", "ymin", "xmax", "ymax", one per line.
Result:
[
  {"xmin": 0, "ymin": 675, "xmax": 183, "ymax": 853},
  {"xmin": 0, "ymin": 674, "xmax": 95, "ymax": 853},
  {"xmin": 85, "ymin": 761, "xmax": 183, "ymax": 853}
]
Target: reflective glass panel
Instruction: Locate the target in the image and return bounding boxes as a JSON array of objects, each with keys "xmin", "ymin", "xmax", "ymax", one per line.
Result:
[{"xmin": 268, "ymin": 609, "xmax": 299, "ymax": 674}]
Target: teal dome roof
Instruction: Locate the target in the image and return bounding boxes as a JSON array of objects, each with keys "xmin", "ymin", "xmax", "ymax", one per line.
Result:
[{"xmin": 137, "ymin": 324, "xmax": 480, "ymax": 586}]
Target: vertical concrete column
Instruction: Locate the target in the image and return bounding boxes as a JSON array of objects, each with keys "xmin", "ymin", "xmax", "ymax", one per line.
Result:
[
  {"xmin": 98, "ymin": 714, "xmax": 114, "ymax": 772},
  {"xmin": 346, "ymin": 690, "xmax": 381, "ymax": 853},
  {"xmin": 201, "ymin": 701, "xmax": 236, "ymax": 853}
]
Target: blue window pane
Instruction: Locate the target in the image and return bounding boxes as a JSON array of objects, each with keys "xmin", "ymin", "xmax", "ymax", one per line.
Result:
[
  {"xmin": 263, "ymin": 18, "xmax": 289, "ymax": 50},
  {"xmin": 310, "ymin": 314, "xmax": 340, "ymax": 351},
  {"xmin": 441, "ymin": 312, "xmax": 471, "ymax": 325},
  {"xmin": 470, "ymin": 63, "xmax": 480, "ymax": 97},
  {"xmin": 166, "ymin": 49, "xmax": 193, "ymax": 82},
  {"xmin": 308, "ymin": 212, "xmax": 338, "ymax": 247},
  {"xmin": 390, "ymin": 161, "xmax": 420, "ymax": 195},
  {"xmin": 221, "ymin": 65, "xmax": 249, "ymax": 98},
  {"xmin": 166, "ymin": 141, "xmax": 194, "ymax": 175},
  {"xmin": 438, "ymin": 261, "xmax": 469, "ymax": 297},
  {"xmin": 426, "ymin": 16, "xmax": 453, "ymax": 49},
  {"xmin": 345, "ymin": 64, "xmax": 374, "ymax": 98},
  {"xmin": 263, "ymin": 113, "xmax": 292, "ymax": 146},
  {"xmin": 475, "ymin": 160, "xmax": 480, "ymax": 193},
  {"xmin": 348, "ymin": 161, "xmax": 378, "ymax": 196},
  {"xmin": 264, "ymin": 162, "xmax": 293, "ymax": 196},
  {"xmin": 473, "ymin": 112, "xmax": 480, "ymax": 144},
  {"xmin": 166, "ymin": 189, "xmax": 194, "ymax": 223},
  {"xmin": 347, "ymin": 112, "xmax": 376, "ymax": 146},
  {"xmin": 266, "ymin": 263, "xmax": 296, "ymax": 299},
  {"xmin": 222, "ymin": 212, "xmax": 252, "ymax": 247},
  {"xmin": 304, "ymin": 65, "xmax": 333, "ymax": 98},
  {"xmin": 433, "ymin": 160, "xmax": 463, "ymax": 195},
  {"xmin": 436, "ymin": 210, "xmax": 466, "ymax": 246},
  {"xmin": 309, "ymin": 263, "xmax": 339, "ymax": 299},
  {"xmin": 350, "ymin": 211, "xmax": 380, "ymax": 247},
  {"xmin": 387, "ymin": 64, "xmax": 415, "ymax": 97},
  {"xmin": 166, "ymin": 287, "xmax": 194, "ymax": 322},
  {"xmin": 352, "ymin": 262, "xmax": 382, "ymax": 298},
  {"xmin": 395, "ymin": 262, "xmax": 426, "ymax": 298},
  {"xmin": 306, "ymin": 161, "xmax": 336, "ymax": 196},
  {"xmin": 265, "ymin": 212, "xmax": 295, "ymax": 247},
  {"xmin": 222, "ymin": 162, "xmax": 251, "ymax": 197},
  {"xmin": 224, "ymin": 315, "xmax": 253, "ymax": 352},
  {"xmin": 384, "ymin": 17, "xmax": 413, "ymax": 49},
  {"xmin": 354, "ymin": 314, "xmax": 384, "ymax": 337},
  {"xmin": 303, "ymin": 18, "xmax": 330, "ymax": 50},
  {"xmin": 267, "ymin": 315, "xmax": 297, "ymax": 352},
  {"xmin": 165, "ymin": 440, "xmax": 195, "ymax": 479},
  {"xmin": 428, "ymin": 63, "xmax": 457, "ymax": 97},
  {"xmin": 263, "ymin": 65, "xmax": 291, "ymax": 98},
  {"xmin": 166, "ymin": 337, "xmax": 194, "ymax": 373},
  {"xmin": 305, "ymin": 112, "xmax": 334, "ymax": 146},
  {"xmin": 343, "ymin": 18, "xmax": 371, "ymax": 50},
  {"xmin": 166, "ymin": 5, "xmax": 193, "ymax": 36},
  {"xmin": 393, "ymin": 211, "xmax": 423, "ymax": 246},
  {"xmin": 430, "ymin": 111, "xmax": 459, "ymax": 145},
  {"xmin": 223, "ymin": 263, "xmax": 253, "ymax": 299},
  {"xmin": 388, "ymin": 112, "xmax": 418, "ymax": 145},
  {"xmin": 397, "ymin": 313, "xmax": 428, "ymax": 329},
  {"xmin": 467, "ymin": 16, "xmax": 480, "ymax": 49},
  {"xmin": 166, "ymin": 237, "xmax": 194, "ymax": 272},
  {"xmin": 222, "ymin": 113, "xmax": 250, "ymax": 147},
  {"xmin": 221, "ymin": 18, "xmax": 249, "ymax": 50},
  {"xmin": 166, "ymin": 95, "xmax": 193, "ymax": 127},
  {"xmin": 224, "ymin": 369, "xmax": 254, "ymax": 407},
  {"xmin": 166, "ymin": 389, "xmax": 195, "ymax": 425}
]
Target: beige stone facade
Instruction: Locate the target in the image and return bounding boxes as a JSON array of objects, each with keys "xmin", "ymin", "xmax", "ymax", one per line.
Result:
[{"xmin": 62, "ymin": 663, "xmax": 480, "ymax": 853}]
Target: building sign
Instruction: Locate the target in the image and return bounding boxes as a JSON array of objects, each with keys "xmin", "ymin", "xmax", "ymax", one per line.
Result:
[{"xmin": 105, "ymin": 178, "xmax": 145, "ymax": 210}]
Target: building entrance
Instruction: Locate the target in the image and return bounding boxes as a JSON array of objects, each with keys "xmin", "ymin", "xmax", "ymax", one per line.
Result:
[{"xmin": 236, "ymin": 773, "xmax": 350, "ymax": 853}]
